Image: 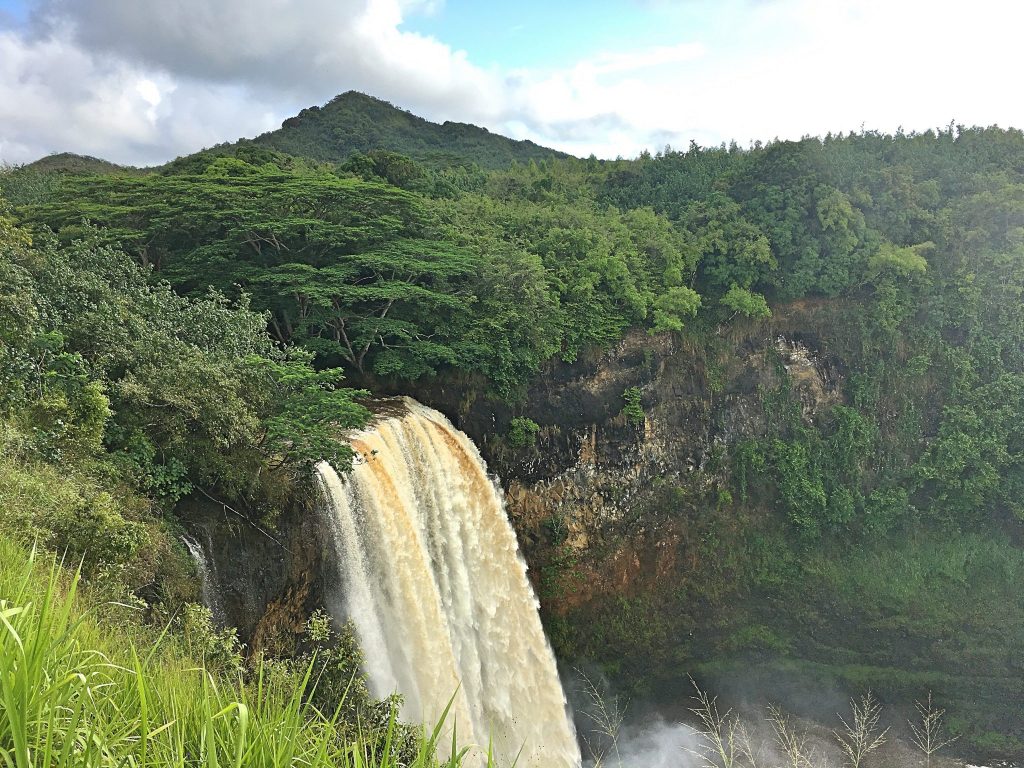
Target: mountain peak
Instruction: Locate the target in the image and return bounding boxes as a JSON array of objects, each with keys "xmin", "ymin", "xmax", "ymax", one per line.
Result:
[
  {"xmin": 253, "ymin": 91, "xmax": 567, "ymax": 169},
  {"xmin": 22, "ymin": 92, "xmax": 568, "ymax": 174},
  {"xmin": 22, "ymin": 152, "xmax": 138, "ymax": 175}
]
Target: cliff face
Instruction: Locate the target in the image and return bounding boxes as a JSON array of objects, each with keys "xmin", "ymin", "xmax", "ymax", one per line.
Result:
[
  {"xmin": 200, "ymin": 301, "xmax": 849, "ymax": 658},
  {"xmin": 176, "ymin": 481, "xmax": 337, "ymax": 657},
  {"xmin": 183, "ymin": 303, "xmax": 830, "ymax": 641},
  {"xmin": 434, "ymin": 303, "xmax": 848, "ymax": 618}
]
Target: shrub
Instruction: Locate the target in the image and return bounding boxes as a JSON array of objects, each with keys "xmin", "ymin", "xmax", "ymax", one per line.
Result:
[
  {"xmin": 621, "ymin": 386, "xmax": 644, "ymax": 426},
  {"xmin": 507, "ymin": 417, "xmax": 541, "ymax": 449}
]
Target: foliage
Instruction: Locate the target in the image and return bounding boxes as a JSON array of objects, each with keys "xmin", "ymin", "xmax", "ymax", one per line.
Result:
[
  {"xmin": 22, "ymin": 159, "xmax": 711, "ymax": 395},
  {"xmin": 506, "ymin": 417, "xmax": 540, "ymax": 449},
  {"xmin": 1, "ymin": 204, "xmax": 369, "ymax": 503},
  {"xmin": 0, "ymin": 431, "xmax": 149, "ymax": 576},
  {"xmin": 916, "ymin": 373, "xmax": 1024, "ymax": 522},
  {"xmin": 867, "ymin": 241, "xmax": 930, "ymax": 278},
  {"xmin": 650, "ymin": 285, "xmax": 701, "ymax": 333},
  {"xmin": 253, "ymin": 355, "xmax": 369, "ymax": 472},
  {"xmin": 180, "ymin": 603, "xmax": 245, "ymax": 675},
  {"xmin": 621, "ymin": 387, "xmax": 645, "ymax": 426},
  {"xmin": 22, "ymin": 169, "xmax": 486, "ymax": 383},
  {"xmin": 292, "ymin": 611, "xmax": 420, "ymax": 762},
  {"xmin": 720, "ymin": 284, "xmax": 771, "ymax": 319},
  {"xmin": 684, "ymin": 193, "xmax": 777, "ymax": 294}
]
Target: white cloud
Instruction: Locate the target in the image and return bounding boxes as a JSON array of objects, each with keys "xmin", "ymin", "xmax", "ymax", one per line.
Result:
[
  {"xmin": 0, "ymin": 24, "xmax": 285, "ymax": 165},
  {"xmin": 507, "ymin": 0, "xmax": 1024, "ymax": 158},
  {"xmin": 34, "ymin": 0, "xmax": 502, "ymax": 125},
  {"xmin": 1, "ymin": 0, "xmax": 1023, "ymax": 166},
  {"xmin": 2, "ymin": 0, "xmax": 503, "ymax": 164},
  {"xmin": 586, "ymin": 43, "xmax": 706, "ymax": 76}
]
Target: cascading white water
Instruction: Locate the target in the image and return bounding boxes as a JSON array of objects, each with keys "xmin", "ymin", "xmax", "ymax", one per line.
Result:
[
  {"xmin": 316, "ymin": 398, "xmax": 581, "ymax": 768},
  {"xmin": 182, "ymin": 533, "xmax": 227, "ymax": 626}
]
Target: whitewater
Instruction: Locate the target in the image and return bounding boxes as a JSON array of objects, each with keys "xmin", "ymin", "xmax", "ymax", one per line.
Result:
[{"xmin": 316, "ymin": 398, "xmax": 581, "ymax": 768}]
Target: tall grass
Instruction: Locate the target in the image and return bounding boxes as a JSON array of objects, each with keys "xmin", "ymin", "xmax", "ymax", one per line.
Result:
[{"xmin": 0, "ymin": 538, "xmax": 483, "ymax": 768}]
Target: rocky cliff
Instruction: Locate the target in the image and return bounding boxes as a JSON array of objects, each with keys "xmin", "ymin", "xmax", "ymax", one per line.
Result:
[
  {"xmin": 444, "ymin": 302, "xmax": 849, "ymax": 617},
  {"xmin": 177, "ymin": 480, "xmax": 337, "ymax": 657}
]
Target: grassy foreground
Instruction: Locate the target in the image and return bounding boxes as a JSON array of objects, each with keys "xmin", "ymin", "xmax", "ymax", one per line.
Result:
[{"xmin": 0, "ymin": 538, "xmax": 481, "ymax": 768}]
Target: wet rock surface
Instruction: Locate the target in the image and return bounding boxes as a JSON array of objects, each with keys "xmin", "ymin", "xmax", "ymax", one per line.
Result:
[{"xmin": 176, "ymin": 483, "xmax": 335, "ymax": 656}]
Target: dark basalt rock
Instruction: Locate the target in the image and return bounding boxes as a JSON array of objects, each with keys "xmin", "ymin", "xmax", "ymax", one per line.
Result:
[{"xmin": 176, "ymin": 481, "xmax": 337, "ymax": 655}]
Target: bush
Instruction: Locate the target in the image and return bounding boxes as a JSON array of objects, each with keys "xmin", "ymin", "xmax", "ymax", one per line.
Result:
[
  {"xmin": 621, "ymin": 386, "xmax": 645, "ymax": 426},
  {"xmin": 507, "ymin": 417, "xmax": 540, "ymax": 449},
  {"xmin": 0, "ymin": 439, "xmax": 149, "ymax": 574},
  {"xmin": 179, "ymin": 602, "xmax": 244, "ymax": 675}
]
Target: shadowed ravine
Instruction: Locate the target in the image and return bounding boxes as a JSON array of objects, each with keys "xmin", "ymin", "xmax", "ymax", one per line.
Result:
[{"xmin": 316, "ymin": 398, "xmax": 581, "ymax": 768}]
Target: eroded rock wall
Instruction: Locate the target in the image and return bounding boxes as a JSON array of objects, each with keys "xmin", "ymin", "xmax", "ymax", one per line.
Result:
[{"xmin": 419, "ymin": 304, "xmax": 850, "ymax": 618}]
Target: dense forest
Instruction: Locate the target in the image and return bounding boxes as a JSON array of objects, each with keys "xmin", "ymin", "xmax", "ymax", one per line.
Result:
[{"xmin": 4, "ymin": 94, "xmax": 1024, "ymax": 761}]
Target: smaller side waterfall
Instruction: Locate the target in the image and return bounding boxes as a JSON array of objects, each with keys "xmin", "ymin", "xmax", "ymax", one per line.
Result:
[
  {"xmin": 182, "ymin": 533, "xmax": 226, "ymax": 626},
  {"xmin": 317, "ymin": 398, "xmax": 581, "ymax": 768}
]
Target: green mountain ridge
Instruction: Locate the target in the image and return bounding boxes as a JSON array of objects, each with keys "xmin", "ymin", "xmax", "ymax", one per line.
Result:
[
  {"xmin": 22, "ymin": 91, "xmax": 570, "ymax": 174},
  {"xmin": 249, "ymin": 90, "xmax": 570, "ymax": 169},
  {"xmin": 23, "ymin": 152, "xmax": 142, "ymax": 175}
]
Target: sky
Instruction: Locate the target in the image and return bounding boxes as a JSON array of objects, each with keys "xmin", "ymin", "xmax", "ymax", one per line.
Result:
[{"xmin": 1, "ymin": 0, "xmax": 1022, "ymax": 166}]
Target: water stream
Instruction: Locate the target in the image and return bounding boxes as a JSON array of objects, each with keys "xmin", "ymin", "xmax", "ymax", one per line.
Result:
[{"xmin": 182, "ymin": 532, "xmax": 227, "ymax": 626}]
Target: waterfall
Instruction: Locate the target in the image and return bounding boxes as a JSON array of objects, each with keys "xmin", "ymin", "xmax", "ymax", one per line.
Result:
[
  {"xmin": 181, "ymin": 532, "xmax": 226, "ymax": 626},
  {"xmin": 316, "ymin": 398, "xmax": 581, "ymax": 768}
]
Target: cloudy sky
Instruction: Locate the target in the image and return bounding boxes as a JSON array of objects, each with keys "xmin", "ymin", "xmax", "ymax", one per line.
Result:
[{"xmin": 1, "ymin": 0, "xmax": 1022, "ymax": 166}]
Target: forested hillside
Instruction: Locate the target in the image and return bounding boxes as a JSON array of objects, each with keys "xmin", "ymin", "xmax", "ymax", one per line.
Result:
[
  {"xmin": 0, "ymin": 172, "xmax": 379, "ymax": 599},
  {"xmin": 162, "ymin": 91, "xmax": 569, "ymax": 173},
  {"xmin": 5, "ymin": 102, "xmax": 1024, "ymax": 759},
  {"xmin": 22, "ymin": 152, "xmax": 140, "ymax": 176}
]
